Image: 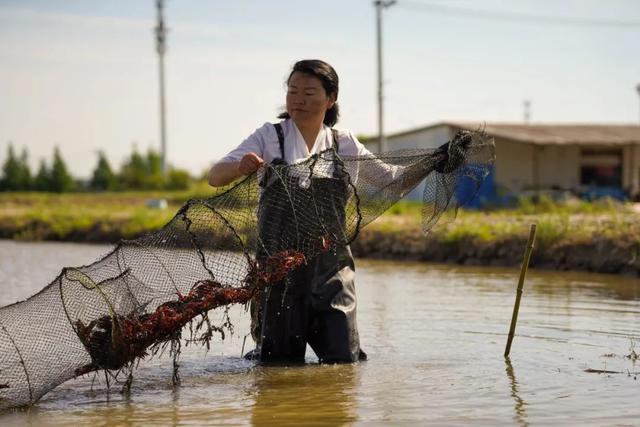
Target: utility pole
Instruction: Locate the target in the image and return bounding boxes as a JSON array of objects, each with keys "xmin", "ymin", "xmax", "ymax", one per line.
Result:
[
  {"xmin": 155, "ymin": 0, "xmax": 168, "ymax": 175},
  {"xmin": 374, "ymin": 0, "xmax": 396, "ymax": 154}
]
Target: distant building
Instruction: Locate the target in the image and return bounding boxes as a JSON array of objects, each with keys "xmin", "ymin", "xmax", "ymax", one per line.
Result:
[{"xmin": 361, "ymin": 122, "xmax": 640, "ymax": 203}]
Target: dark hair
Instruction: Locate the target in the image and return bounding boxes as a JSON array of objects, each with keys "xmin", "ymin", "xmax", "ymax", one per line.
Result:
[{"xmin": 278, "ymin": 59, "xmax": 340, "ymax": 127}]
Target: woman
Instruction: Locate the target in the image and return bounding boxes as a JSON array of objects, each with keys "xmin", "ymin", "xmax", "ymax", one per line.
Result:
[{"xmin": 208, "ymin": 59, "xmax": 368, "ymax": 363}]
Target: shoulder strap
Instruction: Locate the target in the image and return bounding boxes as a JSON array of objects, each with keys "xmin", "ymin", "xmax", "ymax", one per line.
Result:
[
  {"xmin": 273, "ymin": 123, "xmax": 337, "ymax": 161},
  {"xmin": 330, "ymin": 128, "xmax": 346, "ymax": 179},
  {"xmin": 273, "ymin": 123, "xmax": 285, "ymax": 161},
  {"xmin": 331, "ymin": 129, "xmax": 340, "ymax": 151}
]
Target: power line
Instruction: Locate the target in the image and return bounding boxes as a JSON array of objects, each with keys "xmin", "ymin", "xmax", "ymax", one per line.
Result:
[{"xmin": 398, "ymin": 1, "xmax": 640, "ymax": 29}]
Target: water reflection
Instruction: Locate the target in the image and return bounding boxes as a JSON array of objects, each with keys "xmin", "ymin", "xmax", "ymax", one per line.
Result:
[
  {"xmin": 250, "ymin": 363, "xmax": 359, "ymax": 426},
  {"xmin": 504, "ymin": 356, "xmax": 528, "ymax": 427}
]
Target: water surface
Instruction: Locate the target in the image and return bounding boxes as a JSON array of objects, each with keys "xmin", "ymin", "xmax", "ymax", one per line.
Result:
[{"xmin": 0, "ymin": 240, "xmax": 638, "ymax": 426}]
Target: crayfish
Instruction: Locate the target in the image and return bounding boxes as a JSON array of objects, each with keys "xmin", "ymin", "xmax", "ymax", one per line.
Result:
[{"xmin": 74, "ymin": 249, "xmax": 307, "ymax": 376}]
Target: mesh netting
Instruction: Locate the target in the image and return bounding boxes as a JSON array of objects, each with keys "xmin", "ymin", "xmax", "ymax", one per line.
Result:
[{"xmin": 0, "ymin": 130, "xmax": 494, "ymax": 410}]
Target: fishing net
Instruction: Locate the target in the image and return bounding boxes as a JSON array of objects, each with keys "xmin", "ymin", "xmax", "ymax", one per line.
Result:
[{"xmin": 0, "ymin": 130, "xmax": 494, "ymax": 410}]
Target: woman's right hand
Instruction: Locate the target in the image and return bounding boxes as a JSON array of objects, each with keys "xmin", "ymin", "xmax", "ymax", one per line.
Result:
[{"xmin": 238, "ymin": 152, "xmax": 265, "ymax": 175}]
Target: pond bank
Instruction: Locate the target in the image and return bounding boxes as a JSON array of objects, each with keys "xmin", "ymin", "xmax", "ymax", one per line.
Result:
[
  {"xmin": 0, "ymin": 215, "xmax": 637, "ymax": 277},
  {"xmin": 1, "ymin": 192, "xmax": 638, "ymax": 276},
  {"xmin": 351, "ymin": 227, "xmax": 640, "ymax": 277}
]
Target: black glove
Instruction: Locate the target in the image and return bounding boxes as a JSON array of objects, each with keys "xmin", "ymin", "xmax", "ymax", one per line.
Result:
[{"xmin": 433, "ymin": 131, "xmax": 472, "ymax": 173}]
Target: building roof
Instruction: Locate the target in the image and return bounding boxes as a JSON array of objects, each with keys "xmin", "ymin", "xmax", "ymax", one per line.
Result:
[{"xmin": 382, "ymin": 121, "xmax": 640, "ymax": 146}]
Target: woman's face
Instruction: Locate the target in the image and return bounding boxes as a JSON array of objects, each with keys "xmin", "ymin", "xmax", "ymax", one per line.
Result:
[{"xmin": 286, "ymin": 72, "xmax": 336, "ymax": 127}]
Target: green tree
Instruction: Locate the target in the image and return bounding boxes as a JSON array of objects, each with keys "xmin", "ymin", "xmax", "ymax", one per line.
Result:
[
  {"xmin": 0, "ymin": 143, "xmax": 22, "ymax": 191},
  {"xmin": 119, "ymin": 146, "xmax": 147, "ymax": 189},
  {"xmin": 166, "ymin": 168, "xmax": 191, "ymax": 190},
  {"xmin": 17, "ymin": 148, "xmax": 32, "ymax": 190},
  {"xmin": 144, "ymin": 149, "xmax": 165, "ymax": 189},
  {"xmin": 146, "ymin": 149, "xmax": 163, "ymax": 175},
  {"xmin": 33, "ymin": 159, "xmax": 51, "ymax": 191},
  {"xmin": 49, "ymin": 146, "xmax": 76, "ymax": 192},
  {"xmin": 90, "ymin": 151, "xmax": 117, "ymax": 191}
]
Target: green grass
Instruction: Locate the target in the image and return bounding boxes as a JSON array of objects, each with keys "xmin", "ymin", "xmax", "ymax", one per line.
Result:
[
  {"xmin": 512, "ymin": 193, "xmax": 631, "ymax": 215},
  {"xmin": 0, "ymin": 186, "xmax": 637, "ymax": 247},
  {"xmin": 369, "ymin": 196, "xmax": 638, "ymax": 250},
  {"xmin": 0, "ymin": 180, "xmax": 219, "ymax": 206},
  {"xmin": 0, "ymin": 184, "xmax": 210, "ymax": 241},
  {"xmin": 385, "ymin": 199, "xmax": 422, "ymax": 217}
]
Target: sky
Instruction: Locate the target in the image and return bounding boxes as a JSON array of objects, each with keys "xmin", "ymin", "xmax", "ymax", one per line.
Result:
[{"xmin": 1, "ymin": 0, "xmax": 639, "ymax": 178}]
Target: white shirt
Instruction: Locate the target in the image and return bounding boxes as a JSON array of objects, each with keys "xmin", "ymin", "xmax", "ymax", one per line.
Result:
[
  {"xmin": 220, "ymin": 119, "xmax": 370, "ymax": 165},
  {"xmin": 219, "ymin": 118, "xmax": 401, "ymax": 191}
]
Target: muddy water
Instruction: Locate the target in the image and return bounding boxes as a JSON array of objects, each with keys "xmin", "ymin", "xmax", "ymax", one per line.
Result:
[{"xmin": 0, "ymin": 240, "xmax": 638, "ymax": 426}]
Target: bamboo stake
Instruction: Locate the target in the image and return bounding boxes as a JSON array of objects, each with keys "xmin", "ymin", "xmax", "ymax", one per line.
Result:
[{"xmin": 504, "ymin": 223, "xmax": 537, "ymax": 357}]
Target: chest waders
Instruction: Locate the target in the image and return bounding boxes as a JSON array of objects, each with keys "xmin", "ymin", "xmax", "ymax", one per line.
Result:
[{"xmin": 249, "ymin": 123, "xmax": 364, "ymax": 363}]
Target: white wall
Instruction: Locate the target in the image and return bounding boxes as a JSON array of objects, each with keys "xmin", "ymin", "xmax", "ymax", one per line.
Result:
[
  {"xmin": 362, "ymin": 124, "xmax": 451, "ymax": 153},
  {"xmin": 362, "ymin": 125, "xmax": 453, "ymax": 201},
  {"xmin": 493, "ymin": 140, "xmax": 532, "ymax": 193},
  {"xmin": 536, "ymin": 145, "xmax": 580, "ymax": 190}
]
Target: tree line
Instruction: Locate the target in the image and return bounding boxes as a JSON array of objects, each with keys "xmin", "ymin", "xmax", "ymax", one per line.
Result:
[{"xmin": 0, "ymin": 144, "xmax": 192, "ymax": 192}]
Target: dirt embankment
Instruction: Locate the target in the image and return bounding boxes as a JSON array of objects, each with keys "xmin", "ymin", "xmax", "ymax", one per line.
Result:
[
  {"xmin": 1, "ymin": 211, "xmax": 638, "ymax": 277},
  {"xmin": 351, "ymin": 228, "xmax": 640, "ymax": 277}
]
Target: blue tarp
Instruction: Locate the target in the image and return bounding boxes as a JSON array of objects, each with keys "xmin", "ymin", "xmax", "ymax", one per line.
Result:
[{"xmin": 456, "ymin": 165, "xmax": 496, "ymax": 209}]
